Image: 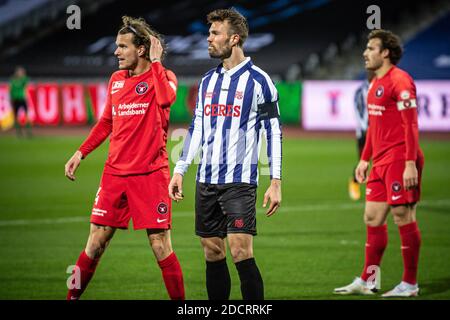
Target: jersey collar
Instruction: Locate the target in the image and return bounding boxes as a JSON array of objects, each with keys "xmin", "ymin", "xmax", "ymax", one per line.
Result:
[{"xmin": 216, "ymin": 57, "xmax": 252, "ymax": 79}]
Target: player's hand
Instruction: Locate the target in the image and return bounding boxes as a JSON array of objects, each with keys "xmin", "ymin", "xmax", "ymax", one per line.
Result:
[
  {"xmin": 403, "ymin": 161, "xmax": 418, "ymax": 190},
  {"xmin": 169, "ymin": 173, "xmax": 184, "ymax": 202},
  {"xmin": 263, "ymin": 179, "xmax": 281, "ymax": 217},
  {"xmin": 149, "ymin": 35, "xmax": 163, "ymax": 63},
  {"xmin": 355, "ymin": 160, "xmax": 369, "ymax": 183},
  {"xmin": 65, "ymin": 151, "xmax": 83, "ymax": 181}
]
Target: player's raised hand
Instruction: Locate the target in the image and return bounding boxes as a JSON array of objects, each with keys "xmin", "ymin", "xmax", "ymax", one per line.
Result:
[
  {"xmin": 169, "ymin": 173, "xmax": 184, "ymax": 202},
  {"xmin": 149, "ymin": 35, "xmax": 163, "ymax": 63},
  {"xmin": 263, "ymin": 179, "xmax": 282, "ymax": 217},
  {"xmin": 65, "ymin": 151, "xmax": 83, "ymax": 181},
  {"xmin": 403, "ymin": 160, "xmax": 418, "ymax": 190},
  {"xmin": 355, "ymin": 160, "xmax": 369, "ymax": 183}
]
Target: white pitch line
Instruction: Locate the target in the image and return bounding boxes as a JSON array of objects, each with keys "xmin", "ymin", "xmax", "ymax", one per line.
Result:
[{"xmin": 0, "ymin": 199, "xmax": 448, "ymax": 227}]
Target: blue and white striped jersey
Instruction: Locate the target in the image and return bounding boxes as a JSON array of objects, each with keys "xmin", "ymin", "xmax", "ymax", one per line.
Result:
[
  {"xmin": 354, "ymin": 80, "xmax": 369, "ymax": 139},
  {"xmin": 174, "ymin": 57, "xmax": 282, "ymax": 185}
]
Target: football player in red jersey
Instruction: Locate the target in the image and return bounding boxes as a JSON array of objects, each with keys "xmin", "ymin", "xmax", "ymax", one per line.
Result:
[
  {"xmin": 335, "ymin": 30, "xmax": 424, "ymax": 297},
  {"xmin": 64, "ymin": 16, "xmax": 184, "ymax": 300}
]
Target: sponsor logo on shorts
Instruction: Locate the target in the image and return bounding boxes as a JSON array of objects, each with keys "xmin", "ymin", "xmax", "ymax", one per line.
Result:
[
  {"xmin": 92, "ymin": 207, "xmax": 107, "ymax": 217},
  {"xmin": 135, "ymin": 82, "xmax": 148, "ymax": 95},
  {"xmin": 391, "ymin": 181, "xmax": 402, "ymax": 192},
  {"xmin": 234, "ymin": 218, "xmax": 244, "ymax": 228},
  {"xmin": 366, "ymin": 188, "xmax": 372, "ymax": 195},
  {"xmin": 157, "ymin": 202, "xmax": 168, "ymax": 215},
  {"xmin": 157, "ymin": 218, "xmax": 167, "ymax": 223},
  {"xmin": 392, "ymin": 195, "xmax": 402, "ymax": 201},
  {"xmin": 375, "ymin": 85, "xmax": 384, "ymax": 98}
]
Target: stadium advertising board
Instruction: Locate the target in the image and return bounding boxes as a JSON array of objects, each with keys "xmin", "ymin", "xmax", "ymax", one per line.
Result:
[{"xmin": 303, "ymin": 80, "xmax": 450, "ymax": 131}]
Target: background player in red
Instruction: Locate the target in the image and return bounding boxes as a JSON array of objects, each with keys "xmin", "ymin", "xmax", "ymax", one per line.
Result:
[
  {"xmin": 334, "ymin": 29, "xmax": 424, "ymax": 297},
  {"xmin": 64, "ymin": 16, "xmax": 184, "ymax": 300}
]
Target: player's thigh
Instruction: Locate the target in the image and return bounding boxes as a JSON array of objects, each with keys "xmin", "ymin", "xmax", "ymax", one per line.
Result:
[
  {"xmin": 195, "ymin": 183, "xmax": 227, "ymax": 238},
  {"xmin": 219, "ymin": 183, "xmax": 257, "ymax": 236},
  {"xmin": 90, "ymin": 173, "xmax": 130, "ymax": 229},
  {"xmin": 127, "ymin": 168, "xmax": 172, "ymax": 230},
  {"xmin": 200, "ymin": 236, "xmax": 226, "ymax": 262},
  {"xmin": 386, "ymin": 160, "xmax": 423, "ymax": 206},
  {"xmin": 227, "ymin": 233, "xmax": 254, "ymax": 263},
  {"xmin": 364, "ymin": 201, "xmax": 390, "ymax": 226}
]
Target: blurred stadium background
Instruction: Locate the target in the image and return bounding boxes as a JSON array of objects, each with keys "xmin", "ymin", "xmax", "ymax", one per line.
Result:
[{"xmin": 0, "ymin": 0, "xmax": 449, "ymax": 299}]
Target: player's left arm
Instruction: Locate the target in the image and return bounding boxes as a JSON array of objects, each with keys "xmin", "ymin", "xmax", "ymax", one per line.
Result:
[
  {"xmin": 395, "ymin": 75, "xmax": 419, "ymax": 190},
  {"xmin": 149, "ymin": 35, "xmax": 177, "ymax": 108},
  {"xmin": 258, "ymin": 79, "xmax": 282, "ymax": 216}
]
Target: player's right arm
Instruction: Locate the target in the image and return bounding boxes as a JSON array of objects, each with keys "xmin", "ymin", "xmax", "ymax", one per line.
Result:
[
  {"xmin": 169, "ymin": 80, "xmax": 204, "ymax": 200},
  {"xmin": 356, "ymin": 114, "xmax": 372, "ymax": 183},
  {"xmin": 64, "ymin": 79, "xmax": 114, "ymax": 181}
]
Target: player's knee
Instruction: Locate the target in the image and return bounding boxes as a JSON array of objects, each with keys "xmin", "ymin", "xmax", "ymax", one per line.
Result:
[
  {"xmin": 149, "ymin": 232, "xmax": 172, "ymax": 258},
  {"xmin": 230, "ymin": 245, "xmax": 252, "ymax": 263},
  {"xmin": 201, "ymin": 238, "xmax": 225, "ymax": 261},
  {"xmin": 391, "ymin": 206, "xmax": 413, "ymax": 225},
  {"xmin": 363, "ymin": 212, "xmax": 384, "ymax": 227},
  {"xmin": 85, "ymin": 238, "xmax": 107, "ymax": 259}
]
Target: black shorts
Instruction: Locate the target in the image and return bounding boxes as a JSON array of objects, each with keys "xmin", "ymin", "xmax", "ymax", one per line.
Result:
[
  {"xmin": 12, "ymin": 99, "xmax": 28, "ymax": 116},
  {"xmin": 195, "ymin": 182, "xmax": 257, "ymax": 238}
]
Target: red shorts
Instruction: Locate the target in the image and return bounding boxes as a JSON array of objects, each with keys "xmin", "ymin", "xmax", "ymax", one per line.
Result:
[
  {"xmin": 366, "ymin": 158, "xmax": 424, "ymax": 205},
  {"xmin": 90, "ymin": 167, "xmax": 172, "ymax": 230}
]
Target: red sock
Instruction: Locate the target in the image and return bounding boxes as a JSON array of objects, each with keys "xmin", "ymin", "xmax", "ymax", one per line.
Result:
[
  {"xmin": 66, "ymin": 251, "xmax": 99, "ymax": 300},
  {"xmin": 158, "ymin": 252, "xmax": 185, "ymax": 300},
  {"xmin": 361, "ymin": 224, "xmax": 388, "ymax": 281},
  {"xmin": 399, "ymin": 222, "xmax": 421, "ymax": 285}
]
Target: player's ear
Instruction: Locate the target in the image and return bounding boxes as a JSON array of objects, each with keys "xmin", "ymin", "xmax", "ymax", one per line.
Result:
[
  {"xmin": 382, "ymin": 48, "xmax": 390, "ymax": 60},
  {"xmin": 137, "ymin": 45, "xmax": 146, "ymax": 57},
  {"xmin": 231, "ymin": 34, "xmax": 240, "ymax": 46}
]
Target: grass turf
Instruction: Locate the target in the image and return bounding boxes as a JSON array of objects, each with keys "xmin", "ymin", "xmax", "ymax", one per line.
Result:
[{"xmin": 0, "ymin": 134, "xmax": 449, "ymax": 299}]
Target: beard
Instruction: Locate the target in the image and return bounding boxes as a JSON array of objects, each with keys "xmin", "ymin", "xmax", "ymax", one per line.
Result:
[
  {"xmin": 209, "ymin": 43, "xmax": 233, "ymax": 60},
  {"xmin": 118, "ymin": 56, "xmax": 138, "ymax": 70},
  {"xmin": 365, "ymin": 58, "xmax": 383, "ymax": 71}
]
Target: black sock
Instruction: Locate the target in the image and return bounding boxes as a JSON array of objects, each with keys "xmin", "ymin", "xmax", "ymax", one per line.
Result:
[
  {"xmin": 206, "ymin": 258, "xmax": 231, "ymax": 300},
  {"xmin": 235, "ymin": 258, "xmax": 264, "ymax": 300}
]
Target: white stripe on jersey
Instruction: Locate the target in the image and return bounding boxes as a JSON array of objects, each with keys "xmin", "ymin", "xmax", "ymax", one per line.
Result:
[
  {"xmin": 209, "ymin": 75, "xmax": 230, "ymax": 183},
  {"xmin": 198, "ymin": 71, "xmax": 219, "ymax": 182},
  {"xmin": 224, "ymin": 72, "xmax": 251, "ymax": 183}
]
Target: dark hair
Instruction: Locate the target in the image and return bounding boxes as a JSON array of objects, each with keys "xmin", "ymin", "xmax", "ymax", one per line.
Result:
[
  {"xmin": 118, "ymin": 16, "xmax": 167, "ymax": 60},
  {"xmin": 368, "ymin": 29, "xmax": 403, "ymax": 65},
  {"xmin": 207, "ymin": 8, "xmax": 249, "ymax": 47}
]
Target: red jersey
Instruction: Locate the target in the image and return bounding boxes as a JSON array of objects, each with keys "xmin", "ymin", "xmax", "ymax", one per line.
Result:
[
  {"xmin": 361, "ymin": 66, "xmax": 424, "ymax": 167},
  {"xmin": 79, "ymin": 62, "xmax": 177, "ymax": 175}
]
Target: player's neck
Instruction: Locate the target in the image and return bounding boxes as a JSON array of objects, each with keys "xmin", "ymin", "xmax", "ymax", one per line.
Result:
[
  {"xmin": 375, "ymin": 62, "xmax": 394, "ymax": 79},
  {"xmin": 222, "ymin": 48, "xmax": 245, "ymax": 71},
  {"xmin": 129, "ymin": 60, "xmax": 151, "ymax": 77}
]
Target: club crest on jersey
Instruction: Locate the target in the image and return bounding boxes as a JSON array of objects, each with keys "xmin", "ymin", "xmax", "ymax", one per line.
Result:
[
  {"xmin": 403, "ymin": 100, "xmax": 412, "ymax": 108},
  {"xmin": 235, "ymin": 91, "xmax": 243, "ymax": 100},
  {"xmin": 135, "ymin": 82, "xmax": 148, "ymax": 95},
  {"xmin": 375, "ymin": 85, "xmax": 384, "ymax": 98},
  {"xmin": 391, "ymin": 181, "xmax": 402, "ymax": 193},
  {"xmin": 157, "ymin": 202, "xmax": 168, "ymax": 215}
]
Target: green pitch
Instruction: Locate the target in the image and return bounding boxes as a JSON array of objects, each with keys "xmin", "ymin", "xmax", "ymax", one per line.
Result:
[{"xmin": 0, "ymin": 134, "xmax": 449, "ymax": 300}]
